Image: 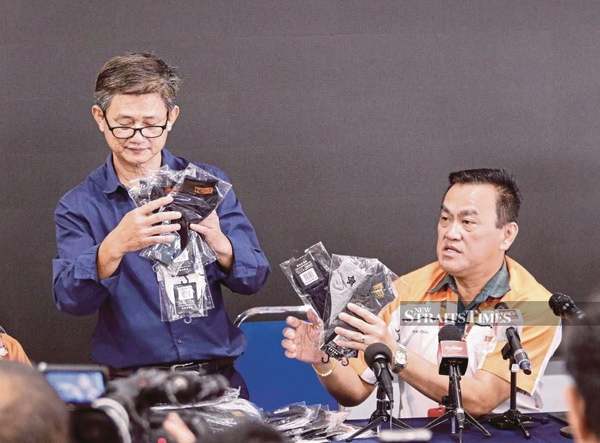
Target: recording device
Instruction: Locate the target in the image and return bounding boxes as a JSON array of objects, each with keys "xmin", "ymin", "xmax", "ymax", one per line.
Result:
[
  {"xmin": 426, "ymin": 325, "xmax": 491, "ymax": 441},
  {"xmin": 437, "ymin": 326, "xmax": 465, "ymax": 428},
  {"xmin": 40, "ymin": 364, "xmax": 227, "ymax": 443},
  {"xmin": 494, "ymin": 303, "xmax": 532, "ymax": 375},
  {"xmin": 437, "ymin": 325, "xmax": 468, "ymax": 376},
  {"xmin": 488, "ymin": 303, "xmax": 542, "ymax": 437},
  {"xmin": 39, "ymin": 363, "xmax": 107, "ymax": 405},
  {"xmin": 346, "ymin": 342, "xmax": 411, "ymax": 440},
  {"xmin": 549, "ymin": 293, "xmax": 586, "ymax": 320},
  {"xmin": 364, "ymin": 343, "xmax": 394, "ymax": 403}
]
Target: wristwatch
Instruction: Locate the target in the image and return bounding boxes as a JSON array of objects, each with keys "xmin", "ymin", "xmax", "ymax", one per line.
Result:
[{"xmin": 391, "ymin": 344, "xmax": 407, "ymax": 374}]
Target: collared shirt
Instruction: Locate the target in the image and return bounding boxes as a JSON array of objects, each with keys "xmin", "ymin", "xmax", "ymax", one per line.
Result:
[
  {"xmin": 428, "ymin": 262, "xmax": 510, "ymax": 329},
  {"xmin": 349, "ymin": 257, "xmax": 562, "ymax": 418},
  {"xmin": 53, "ymin": 149, "xmax": 270, "ymax": 368}
]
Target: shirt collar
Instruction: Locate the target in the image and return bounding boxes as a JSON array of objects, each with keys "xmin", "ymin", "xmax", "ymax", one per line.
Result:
[
  {"xmin": 428, "ymin": 261, "xmax": 510, "ymax": 311},
  {"xmin": 101, "ymin": 148, "xmax": 180, "ymax": 194}
]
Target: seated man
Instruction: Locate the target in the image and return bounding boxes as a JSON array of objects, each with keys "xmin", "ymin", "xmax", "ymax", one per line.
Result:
[
  {"xmin": 565, "ymin": 301, "xmax": 600, "ymax": 443},
  {"xmin": 282, "ymin": 168, "xmax": 561, "ymax": 417},
  {"xmin": 0, "ymin": 327, "xmax": 30, "ymax": 365},
  {"xmin": 0, "ymin": 361, "xmax": 69, "ymax": 443}
]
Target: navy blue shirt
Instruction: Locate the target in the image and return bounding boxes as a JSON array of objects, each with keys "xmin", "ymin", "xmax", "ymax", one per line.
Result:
[{"xmin": 52, "ymin": 149, "xmax": 270, "ymax": 368}]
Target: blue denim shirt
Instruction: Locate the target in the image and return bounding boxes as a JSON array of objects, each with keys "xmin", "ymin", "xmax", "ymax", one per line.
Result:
[{"xmin": 52, "ymin": 149, "xmax": 270, "ymax": 368}]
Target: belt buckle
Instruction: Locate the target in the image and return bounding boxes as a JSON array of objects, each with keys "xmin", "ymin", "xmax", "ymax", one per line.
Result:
[{"xmin": 170, "ymin": 362, "xmax": 197, "ymax": 372}]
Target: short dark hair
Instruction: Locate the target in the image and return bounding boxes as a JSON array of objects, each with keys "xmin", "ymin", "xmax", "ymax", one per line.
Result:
[
  {"xmin": 566, "ymin": 302, "xmax": 600, "ymax": 438},
  {"xmin": 447, "ymin": 168, "xmax": 521, "ymax": 227},
  {"xmin": 210, "ymin": 421, "xmax": 287, "ymax": 443},
  {"xmin": 0, "ymin": 361, "xmax": 69, "ymax": 443},
  {"xmin": 94, "ymin": 52, "xmax": 181, "ymax": 112}
]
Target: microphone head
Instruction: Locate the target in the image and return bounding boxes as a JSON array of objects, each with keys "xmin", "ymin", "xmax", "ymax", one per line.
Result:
[
  {"xmin": 365, "ymin": 342, "xmax": 392, "ymax": 367},
  {"xmin": 438, "ymin": 324, "xmax": 462, "ymax": 342},
  {"xmin": 437, "ymin": 326, "xmax": 468, "ymax": 376},
  {"xmin": 549, "ymin": 293, "xmax": 572, "ymax": 316},
  {"xmin": 494, "ymin": 302, "xmax": 509, "ymax": 310}
]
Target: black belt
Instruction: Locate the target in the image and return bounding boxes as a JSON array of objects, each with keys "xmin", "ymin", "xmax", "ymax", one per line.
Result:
[{"xmin": 109, "ymin": 357, "xmax": 236, "ymax": 379}]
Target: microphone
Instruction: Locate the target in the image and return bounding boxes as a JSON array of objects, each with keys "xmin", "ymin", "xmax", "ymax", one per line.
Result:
[
  {"xmin": 549, "ymin": 293, "xmax": 586, "ymax": 320},
  {"xmin": 492, "ymin": 303, "xmax": 524, "ymax": 347},
  {"xmin": 437, "ymin": 324, "xmax": 468, "ymax": 376},
  {"xmin": 364, "ymin": 343, "xmax": 395, "ymax": 402},
  {"xmin": 494, "ymin": 303, "xmax": 532, "ymax": 375},
  {"xmin": 437, "ymin": 325, "xmax": 467, "ymax": 429}
]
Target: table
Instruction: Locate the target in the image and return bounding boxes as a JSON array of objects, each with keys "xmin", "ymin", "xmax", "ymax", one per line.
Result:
[{"xmin": 337, "ymin": 413, "xmax": 570, "ymax": 442}]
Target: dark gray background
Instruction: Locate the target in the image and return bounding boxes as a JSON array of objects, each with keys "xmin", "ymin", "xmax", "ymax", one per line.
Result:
[{"xmin": 1, "ymin": 1, "xmax": 598, "ymax": 363}]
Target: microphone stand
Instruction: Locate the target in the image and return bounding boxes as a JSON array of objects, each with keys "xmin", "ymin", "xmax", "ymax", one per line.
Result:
[
  {"xmin": 488, "ymin": 343, "xmax": 547, "ymax": 438},
  {"xmin": 345, "ymin": 382, "xmax": 411, "ymax": 441},
  {"xmin": 425, "ymin": 363, "xmax": 491, "ymax": 443}
]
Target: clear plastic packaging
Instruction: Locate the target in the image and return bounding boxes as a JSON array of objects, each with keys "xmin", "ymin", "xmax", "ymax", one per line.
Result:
[
  {"xmin": 127, "ymin": 165, "xmax": 232, "ymax": 322},
  {"xmin": 264, "ymin": 403, "xmax": 355, "ymax": 441},
  {"xmin": 281, "ymin": 244, "xmax": 398, "ymax": 362},
  {"xmin": 322, "ymin": 254, "xmax": 398, "ymax": 360},
  {"xmin": 156, "ymin": 263, "xmax": 214, "ymax": 322},
  {"xmin": 128, "ymin": 164, "xmax": 231, "ymax": 267},
  {"xmin": 279, "ymin": 242, "xmax": 332, "ymax": 325},
  {"xmin": 264, "ymin": 402, "xmax": 321, "ymax": 433}
]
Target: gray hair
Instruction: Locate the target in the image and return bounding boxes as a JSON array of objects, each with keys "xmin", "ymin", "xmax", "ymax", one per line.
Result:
[{"xmin": 94, "ymin": 52, "xmax": 181, "ymax": 112}]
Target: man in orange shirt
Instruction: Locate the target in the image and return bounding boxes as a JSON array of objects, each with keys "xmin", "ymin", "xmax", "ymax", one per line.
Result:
[
  {"xmin": 0, "ymin": 328, "xmax": 31, "ymax": 365},
  {"xmin": 282, "ymin": 168, "xmax": 561, "ymax": 417}
]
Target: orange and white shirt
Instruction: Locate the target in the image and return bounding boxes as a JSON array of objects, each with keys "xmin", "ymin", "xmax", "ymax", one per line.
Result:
[
  {"xmin": 349, "ymin": 257, "xmax": 561, "ymax": 418},
  {"xmin": 0, "ymin": 333, "xmax": 31, "ymax": 365}
]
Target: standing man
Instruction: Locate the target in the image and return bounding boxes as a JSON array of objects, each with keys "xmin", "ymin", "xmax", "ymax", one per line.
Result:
[
  {"xmin": 53, "ymin": 53, "xmax": 270, "ymax": 396},
  {"xmin": 283, "ymin": 169, "xmax": 561, "ymax": 416}
]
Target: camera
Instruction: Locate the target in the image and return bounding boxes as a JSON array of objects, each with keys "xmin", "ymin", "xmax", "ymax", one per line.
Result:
[{"xmin": 39, "ymin": 363, "xmax": 228, "ymax": 443}]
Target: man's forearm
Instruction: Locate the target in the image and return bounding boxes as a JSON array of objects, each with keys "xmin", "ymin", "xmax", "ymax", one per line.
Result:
[
  {"xmin": 312, "ymin": 359, "xmax": 374, "ymax": 406},
  {"xmin": 399, "ymin": 350, "xmax": 449, "ymax": 403}
]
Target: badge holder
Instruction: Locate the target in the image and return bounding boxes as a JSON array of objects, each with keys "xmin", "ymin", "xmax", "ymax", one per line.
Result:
[{"xmin": 156, "ymin": 264, "xmax": 212, "ymax": 323}]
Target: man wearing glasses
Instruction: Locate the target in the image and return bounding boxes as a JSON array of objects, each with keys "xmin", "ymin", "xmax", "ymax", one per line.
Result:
[{"xmin": 52, "ymin": 53, "xmax": 270, "ymax": 397}]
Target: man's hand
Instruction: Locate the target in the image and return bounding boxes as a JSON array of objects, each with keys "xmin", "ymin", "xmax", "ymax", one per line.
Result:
[
  {"xmin": 97, "ymin": 195, "xmax": 181, "ymax": 279},
  {"xmin": 190, "ymin": 210, "xmax": 233, "ymax": 271},
  {"xmin": 106, "ymin": 195, "xmax": 181, "ymax": 256},
  {"xmin": 333, "ymin": 303, "xmax": 397, "ymax": 353},
  {"xmin": 282, "ymin": 309, "xmax": 326, "ymax": 365},
  {"xmin": 282, "ymin": 307, "xmax": 377, "ymax": 406},
  {"xmin": 162, "ymin": 412, "xmax": 196, "ymax": 443}
]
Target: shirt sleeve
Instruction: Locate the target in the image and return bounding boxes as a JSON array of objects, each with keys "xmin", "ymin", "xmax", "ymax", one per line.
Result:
[
  {"xmin": 205, "ymin": 170, "xmax": 271, "ymax": 295},
  {"xmin": 52, "ymin": 198, "xmax": 119, "ymax": 316}
]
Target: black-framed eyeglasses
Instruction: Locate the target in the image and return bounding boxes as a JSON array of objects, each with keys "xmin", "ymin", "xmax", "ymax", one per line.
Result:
[{"xmin": 103, "ymin": 112, "xmax": 170, "ymax": 139}]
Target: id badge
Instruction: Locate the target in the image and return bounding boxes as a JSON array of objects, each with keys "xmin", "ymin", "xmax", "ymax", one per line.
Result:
[
  {"xmin": 174, "ymin": 281, "xmax": 200, "ymax": 316},
  {"xmin": 158, "ymin": 265, "xmax": 208, "ymax": 319}
]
